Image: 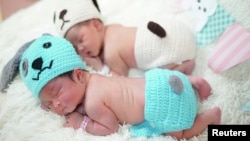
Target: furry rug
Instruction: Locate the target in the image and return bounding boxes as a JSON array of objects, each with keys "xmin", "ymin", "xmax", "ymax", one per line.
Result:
[{"xmin": 0, "ymin": 0, "xmax": 250, "ymax": 141}]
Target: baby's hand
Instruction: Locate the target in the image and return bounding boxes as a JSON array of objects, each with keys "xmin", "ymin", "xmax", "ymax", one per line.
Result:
[
  {"xmin": 64, "ymin": 112, "xmax": 84, "ymax": 129},
  {"xmin": 84, "ymin": 56, "xmax": 104, "ymax": 71},
  {"xmin": 75, "ymin": 104, "xmax": 85, "ymax": 114}
]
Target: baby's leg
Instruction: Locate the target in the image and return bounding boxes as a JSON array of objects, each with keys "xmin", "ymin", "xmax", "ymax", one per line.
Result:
[
  {"xmin": 181, "ymin": 107, "xmax": 221, "ymax": 139},
  {"xmin": 187, "ymin": 75, "xmax": 211, "ymax": 101},
  {"xmin": 162, "ymin": 60, "xmax": 195, "ymax": 75},
  {"xmin": 177, "ymin": 60, "xmax": 195, "ymax": 75},
  {"xmin": 165, "ymin": 107, "xmax": 221, "ymax": 140},
  {"xmin": 164, "ymin": 131, "xmax": 183, "ymax": 140}
]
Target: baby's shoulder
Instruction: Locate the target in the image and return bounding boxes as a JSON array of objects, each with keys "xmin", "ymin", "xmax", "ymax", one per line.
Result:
[
  {"xmin": 107, "ymin": 23, "xmax": 125, "ymax": 29},
  {"xmin": 85, "ymin": 87, "xmax": 105, "ymax": 108}
]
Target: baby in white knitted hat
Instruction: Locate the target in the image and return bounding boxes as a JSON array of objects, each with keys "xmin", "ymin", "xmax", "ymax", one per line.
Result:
[{"xmin": 54, "ymin": 0, "xmax": 197, "ymax": 76}]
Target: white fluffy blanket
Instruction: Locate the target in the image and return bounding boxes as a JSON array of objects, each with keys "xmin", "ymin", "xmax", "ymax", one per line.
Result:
[{"xmin": 0, "ymin": 0, "xmax": 250, "ymax": 141}]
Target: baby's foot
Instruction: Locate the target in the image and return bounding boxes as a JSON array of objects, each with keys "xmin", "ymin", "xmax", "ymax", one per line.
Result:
[
  {"xmin": 183, "ymin": 60, "xmax": 195, "ymax": 75},
  {"xmin": 197, "ymin": 77, "xmax": 212, "ymax": 101},
  {"xmin": 209, "ymin": 107, "xmax": 221, "ymax": 125},
  {"xmin": 189, "ymin": 76, "xmax": 211, "ymax": 101}
]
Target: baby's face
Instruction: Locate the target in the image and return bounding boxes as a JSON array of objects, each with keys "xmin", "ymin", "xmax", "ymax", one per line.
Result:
[
  {"xmin": 65, "ymin": 20, "xmax": 103, "ymax": 58},
  {"xmin": 40, "ymin": 75, "xmax": 84, "ymax": 115}
]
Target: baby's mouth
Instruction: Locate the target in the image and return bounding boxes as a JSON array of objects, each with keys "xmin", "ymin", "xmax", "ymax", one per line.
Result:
[
  {"xmin": 62, "ymin": 106, "xmax": 68, "ymax": 115},
  {"xmin": 86, "ymin": 51, "xmax": 91, "ymax": 57}
]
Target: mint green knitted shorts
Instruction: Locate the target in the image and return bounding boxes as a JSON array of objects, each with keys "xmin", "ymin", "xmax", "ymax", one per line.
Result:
[{"xmin": 130, "ymin": 68, "xmax": 197, "ymax": 137}]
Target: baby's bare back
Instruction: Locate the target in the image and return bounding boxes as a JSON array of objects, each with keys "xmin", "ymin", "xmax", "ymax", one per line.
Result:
[
  {"xmin": 87, "ymin": 74, "xmax": 146, "ymax": 125},
  {"xmin": 105, "ymin": 76, "xmax": 146, "ymax": 124}
]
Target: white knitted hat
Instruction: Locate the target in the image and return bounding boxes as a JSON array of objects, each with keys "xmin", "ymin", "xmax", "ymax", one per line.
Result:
[{"xmin": 53, "ymin": 0, "xmax": 102, "ymax": 37}]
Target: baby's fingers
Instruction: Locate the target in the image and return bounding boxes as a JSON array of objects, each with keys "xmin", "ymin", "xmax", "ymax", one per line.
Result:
[{"xmin": 63, "ymin": 122, "xmax": 71, "ymax": 127}]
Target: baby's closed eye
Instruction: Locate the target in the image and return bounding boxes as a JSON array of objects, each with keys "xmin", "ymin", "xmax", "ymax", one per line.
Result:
[{"xmin": 40, "ymin": 103, "xmax": 51, "ymax": 111}]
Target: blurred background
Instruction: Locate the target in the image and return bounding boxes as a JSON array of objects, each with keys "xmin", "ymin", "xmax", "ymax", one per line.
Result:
[{"xmin": 0, "ymin": 0, "xmax": 37, "ymax": 22}]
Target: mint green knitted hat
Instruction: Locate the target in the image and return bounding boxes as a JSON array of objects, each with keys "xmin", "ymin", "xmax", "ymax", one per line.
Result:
[{"xmin": 19, "ymin": 34, "xmax": 86, "ymax": 99}]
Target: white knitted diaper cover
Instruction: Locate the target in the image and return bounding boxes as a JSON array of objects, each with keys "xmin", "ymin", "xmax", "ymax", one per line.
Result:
[{"xmin": 134, "ymin": 17, "xmax": 196, "ymax": 70}]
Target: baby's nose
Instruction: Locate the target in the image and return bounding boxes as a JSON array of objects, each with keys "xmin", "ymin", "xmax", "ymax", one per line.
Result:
[
  {"xmin": 76, "ymin": 45, "xmax": 87, "ymax": 55},
  {"xmin": 76, "ymin": 44, "xmax": 85, "ymax": 51},
  {"xmin": 52, "ymin": 101, "xmax": 64, "ymax": 115},
  {"xmin": 53, "ymin": 100, "xmax": 61, "ymax": 109}
]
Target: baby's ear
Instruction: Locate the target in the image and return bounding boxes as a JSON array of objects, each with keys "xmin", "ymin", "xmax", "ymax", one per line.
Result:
[
  {"xmin": 72, "ymin": 68, "xmax": 85, "ymax": 83},
  {"xmin": 91, "ymin": 19, "xmax": 103, "ymax": 31},
  {"xmin": 0, "ymin": 40, "xmax": 34, "ymax": 93}
]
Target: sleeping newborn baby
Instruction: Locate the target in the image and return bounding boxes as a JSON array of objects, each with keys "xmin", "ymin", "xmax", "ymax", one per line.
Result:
[
  {"xmin": 0, "ymin": 34, "xmax": 220, "ymax": 140},
  {"xmin": 53, "ymin": 0, "xmax": 197, "ymax": 76}
]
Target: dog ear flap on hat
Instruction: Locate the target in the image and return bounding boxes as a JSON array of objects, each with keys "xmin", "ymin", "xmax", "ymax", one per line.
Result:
[
  {"xmin": 0, "ymin": 39, "xmax": 34, "ymax": 93},
  {"xmin": 92, "ymin": 0, "xmax": 101, "ymax": 12}
]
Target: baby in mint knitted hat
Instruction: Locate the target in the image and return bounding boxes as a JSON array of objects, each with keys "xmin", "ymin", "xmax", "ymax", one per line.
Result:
[
  {"xmin": 16, "ymin": 34, "xmax": 220, "ymax": 139},
  {"xmin": 19, "ymin": 34, "xmax": 86, "ymax": 98}
]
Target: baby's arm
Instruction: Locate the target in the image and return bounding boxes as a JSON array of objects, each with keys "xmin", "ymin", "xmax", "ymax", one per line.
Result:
[
  {"xmin": 64, "ymin": 113, "xmax": 119, "ymax": 135},
  {"xmin": 105, "ymin": 56, "xmax": 130, "ymax": 76},
  {"xmin": 64, "ymin": 106, "xmax": 119, "ymax": 136},
  {"xmin": 83, "ymin": 56, "xmax": 121, "ymax": 76},
  {"xmin": 64, "ymin": 112, "xmax": 84, "ymax": 129},
  {"xmin": 84, "ymin": 56, "xmax": 104, "ymax": 71},
  {"xmin": 85, "ymin": 105, "xmax": 120, "ymax": 136}
]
